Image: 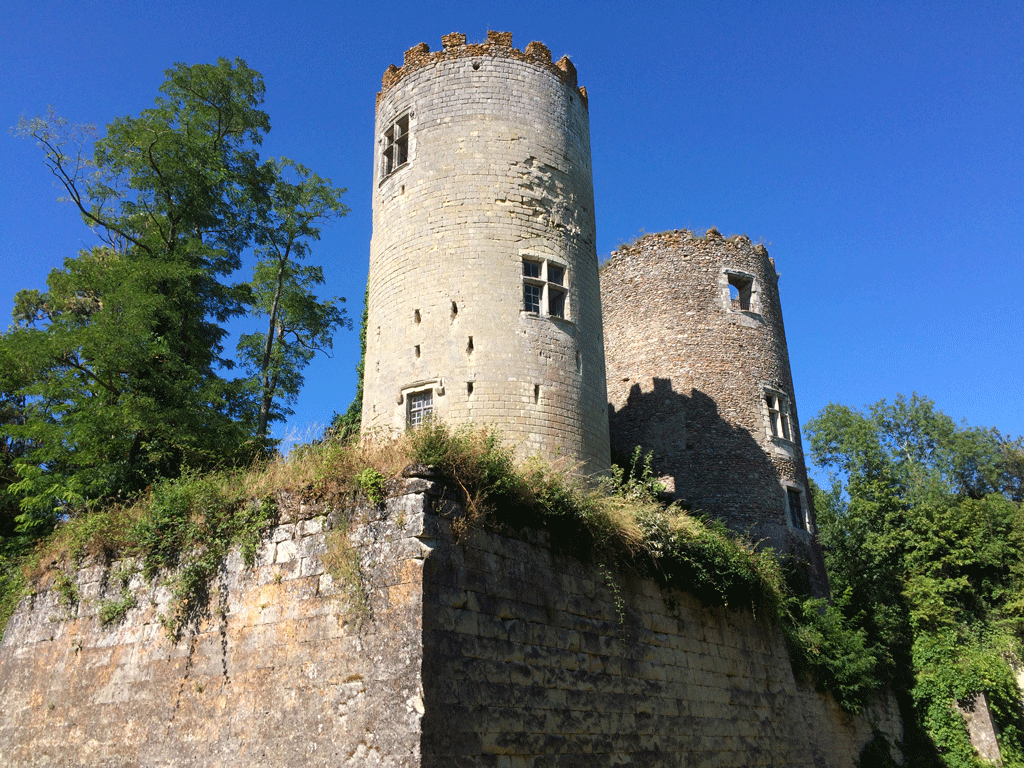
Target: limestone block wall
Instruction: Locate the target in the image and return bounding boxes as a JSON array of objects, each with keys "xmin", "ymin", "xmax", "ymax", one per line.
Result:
[
  {"xmin": 0, "ymin": 495, "xmax": 430, "ymax": 768},
  {"xmin": 601, "ymin": 230, "xmax": 821, "ymax": 580},
  {"xmin": 363, "ymin": 32, "xmax": 609, "ymax": 473},
  {"xmin": 0, "ymin": 483, "xmax": 900, "ymax": 766},
  {"xmin": 421, "ymin": 509, "xmax": 902, "ymax": 767}
]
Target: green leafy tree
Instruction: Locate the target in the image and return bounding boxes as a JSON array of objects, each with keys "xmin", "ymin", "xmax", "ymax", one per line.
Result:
[
  {"xmin": 807, "ymin": 394, "xmax": 1024, "ymax": 766},
  {"xmin": 237, "ymin": 159, "xmax": 349, "ymax": 444},
  {"xmin": 4, "ymin": 58, "xmax": 347, "ymax": 529}
]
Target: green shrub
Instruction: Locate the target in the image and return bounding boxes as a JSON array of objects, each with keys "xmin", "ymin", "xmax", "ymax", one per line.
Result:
[
  {"xmin": 128, "ymin": 469, "xmax": 274, "ymax": 638},
  {"xmin": 323, "ymin": 514, "xmax": 369, "ymax": 621},
  {"xmin": 0, "ymin": 536, "xmax": 30, "ymax": 640},
  {"xmin": 356, "ymin": 468, "xmax": 387, "ymax": 505},
  {"xmin": 784, "ymin": 597, "xmax": 879, "ymax": 714}
]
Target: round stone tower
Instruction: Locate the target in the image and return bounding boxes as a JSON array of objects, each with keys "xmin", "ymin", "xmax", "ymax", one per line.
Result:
[
  {"xmin": 601, "ymin": 229, "xmax": 824, "ymax": 586},
  {"xmin": 362, "ymin": 32, "xmax": 610, "ymax": 473}
]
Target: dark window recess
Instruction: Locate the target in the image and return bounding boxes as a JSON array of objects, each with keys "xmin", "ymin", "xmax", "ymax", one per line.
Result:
[
  {"xmin": 522, "ymin": 258, "xmax": 568, "ymax": 319},
  {"xmin": 788, "ymin": 489, "xmax": 806, "ymax": 530},
  {"xmin": 467, "ymin": 382, "xmax": 474, "ymax": 395},
  {"xmin": 466, "ymin": 336, "xmax": 474, "ymax": 353},
  {"xmin": 414, "ymin": 309, "xmax": 420, "ymax": 324},
  {"xmin": 451, "ymin": 301, "xmax": 458, "ymax": 318},
  {"xmin": 728, "ymin": 273, "xmax": 753, "ymax": 311},
  {"xmin": 414, "ymin": 345, "xmax": 420, "ymax": 358},
  {"xmin": 549, "ymin": 288, "xmax": 566, "ymax": 318},
  {"xmin": 381, "ymin": 115, "xmax": 410, "ymax": 179}
]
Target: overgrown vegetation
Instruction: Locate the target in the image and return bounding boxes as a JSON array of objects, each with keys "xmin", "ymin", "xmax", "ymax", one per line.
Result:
[
  {"xmin": 809, "ymin": 394, "xmax": 1024, "ymax": 767},
  {"xmin": 11, "ymin": 394, "xmax": 1016, "ymax": 764},
  {"xmin": 405, "ymin": 422, "xmax": 881, "ymax": 711},
  {"xmin": 1, "ymin": 59, "xmax": 349, "ymax": 541},
  {"xmin": 323, "ymin": 512, "xmax": 369, "ymax": 621},
  {"xmin": 1, "ymin": 419, "xmax": 871, "ymax": 719}
]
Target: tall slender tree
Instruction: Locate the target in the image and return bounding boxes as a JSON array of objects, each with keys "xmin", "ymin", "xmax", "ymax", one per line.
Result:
[{"xmin": 238, "ymin": 159, "xmax": 349, "ymax": 444}]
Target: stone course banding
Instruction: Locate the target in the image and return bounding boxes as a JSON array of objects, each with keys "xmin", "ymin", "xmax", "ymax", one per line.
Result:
[
  {"xmin": 0, "ymin": 482, "xmax": 901, "ymax": 766},
  {"xmin": 362, "ymin": 31, "xmax": 610, "ymax": 474}
]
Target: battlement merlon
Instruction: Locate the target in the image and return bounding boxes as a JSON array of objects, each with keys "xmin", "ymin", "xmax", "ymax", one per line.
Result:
[{"xmin": 376, "ymin": 31, "xmax": 588, "ymax": 109}]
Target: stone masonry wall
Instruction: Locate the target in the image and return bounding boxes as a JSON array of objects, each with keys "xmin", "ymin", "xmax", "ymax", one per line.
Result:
[
  {"xmin": 363, "ymin": 32, "xmax": 610, "ymax": 473},
  {"xmin": 0, "ymin": 493, "xmax": 431, "ymax": 767},
  {"xmin": 601, "ymin": 229, "xmax": 826, "ymax": 591},
  {"xmin": 1, "ymin": 482, "xmax": 901, "ymax": 766},
  {"xmin": 421, "ymin": 500, "xmax": 902, "ymax": 767}
]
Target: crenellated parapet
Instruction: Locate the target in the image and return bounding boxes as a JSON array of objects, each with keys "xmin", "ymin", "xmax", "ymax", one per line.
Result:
[{"xmin": 377, "ymin": 31, "xmax": 587, "ymax": 108}]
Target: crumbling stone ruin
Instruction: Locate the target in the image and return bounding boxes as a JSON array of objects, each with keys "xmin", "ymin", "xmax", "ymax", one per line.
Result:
[
  {"xmin": 0, "ymin": 33, "xmax": 897, "ymax": 767},
  {"xmin": 602, "ymin": 229, "xmax": 826, "ymax": 589}
]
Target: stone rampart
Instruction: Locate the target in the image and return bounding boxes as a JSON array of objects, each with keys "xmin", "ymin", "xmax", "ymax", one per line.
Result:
[{"xmin": 0, "ymin": 482, "xmax": 901, "ymax": 766}]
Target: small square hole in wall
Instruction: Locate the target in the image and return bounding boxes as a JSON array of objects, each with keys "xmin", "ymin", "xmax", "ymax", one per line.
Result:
[{"xmin": 728, "ymin": 274, "xmax": 753, "ymax": 311}]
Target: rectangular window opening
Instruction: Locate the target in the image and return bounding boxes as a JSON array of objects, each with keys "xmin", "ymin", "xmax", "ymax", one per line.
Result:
[
  {"xmin": 381, "ymin": 114, "xmax": 410, "ymax": 180},
  {"xmin": 729, "ymin": 274, "xmax": 753, "ymax": 311},
  {"xmin": 408, "ymin": 390, "xmax": 433, "ymax": 427},
  {"xmin": 766, "ymin": 392, "xmax": 794, "ymax": 441},
  {"xmin": 522, "ymin": 258, "xmax": 568, "ymax": 319},
  {"xmin": 788, "ymin": 489, "xmax": 806, "ymax": 530},
  {"xmin": 523, "ymin": 283, "xmax": 542, "ymax": 314},
  {"xmin": 548, "ymin": 288, "xmax": 566, "ymax": 318}
]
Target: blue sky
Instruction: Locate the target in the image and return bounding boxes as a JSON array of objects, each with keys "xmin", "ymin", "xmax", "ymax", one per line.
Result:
[{"xmin": 1, "ymin": 1, "xmax": 1022, "ymax": 461}]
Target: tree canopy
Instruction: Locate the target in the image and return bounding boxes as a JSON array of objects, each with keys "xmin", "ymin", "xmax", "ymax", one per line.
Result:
[
  {"xmin": 2, "ymin": 58, "xmax": 347, "ymax": 534},
  {"xmin": 807, "ymin": 394, "xmax": 1024, "ymax": 766}
]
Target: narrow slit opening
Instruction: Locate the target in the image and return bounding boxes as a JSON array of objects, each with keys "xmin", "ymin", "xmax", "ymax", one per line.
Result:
[{"xmin": 467, "ymin": 336, "xmax": 474, "ymax": 353}]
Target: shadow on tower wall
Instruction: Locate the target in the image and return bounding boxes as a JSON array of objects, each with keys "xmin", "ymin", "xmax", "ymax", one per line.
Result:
[{"xmin": 608, "ymin": 377, "xmax": 828, "ymax": 596}]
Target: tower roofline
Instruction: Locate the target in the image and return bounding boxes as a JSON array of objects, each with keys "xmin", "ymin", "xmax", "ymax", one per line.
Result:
[{"xmin": 376, "ymin": 31, "xmax": 587, "ymax": 109}]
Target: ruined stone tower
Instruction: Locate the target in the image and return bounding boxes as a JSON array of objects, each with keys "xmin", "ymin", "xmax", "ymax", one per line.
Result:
[
  {"xmin": 601, "ymin": 230, "xmax": 822, "ymax": 580},
  {"xmin": 362, "ymin": 32, "xmax": 610, "ymax": 473}
]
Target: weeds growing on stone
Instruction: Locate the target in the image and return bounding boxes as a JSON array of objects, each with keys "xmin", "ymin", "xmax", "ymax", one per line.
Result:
[
  {"xmin": 1, "ymin": 421, "xmax": 879, "ymax": 712},
  {"xmin": 323, "ymin": 512, "xmax": 370, "ymax": 622}
]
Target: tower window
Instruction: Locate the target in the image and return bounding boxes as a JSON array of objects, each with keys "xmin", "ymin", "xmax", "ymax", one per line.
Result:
[
  {"xmin": 722, "ymin": 269, "xmax": 761, "ymax": 315},
  {"xmin": 522, "ymin": 258, "xmax": 568, "ymax": 319},
  {"xmin": 407, "ymin": 390, "xmax": 433, "ymax": 427},
  {"xmin": 787, "ymin": 488, "xmax": 806, "ymax": 530},
  {"xmin": 381, "ymin": 114, "xmax": 410, "ymax": 180},
  {"xmin": 728, "ymin": 274, "xmax": 753, "ymax": 310},
  {"xmin": 765, "ymin": 391, "xmax": 794, "ymax": 441}
]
